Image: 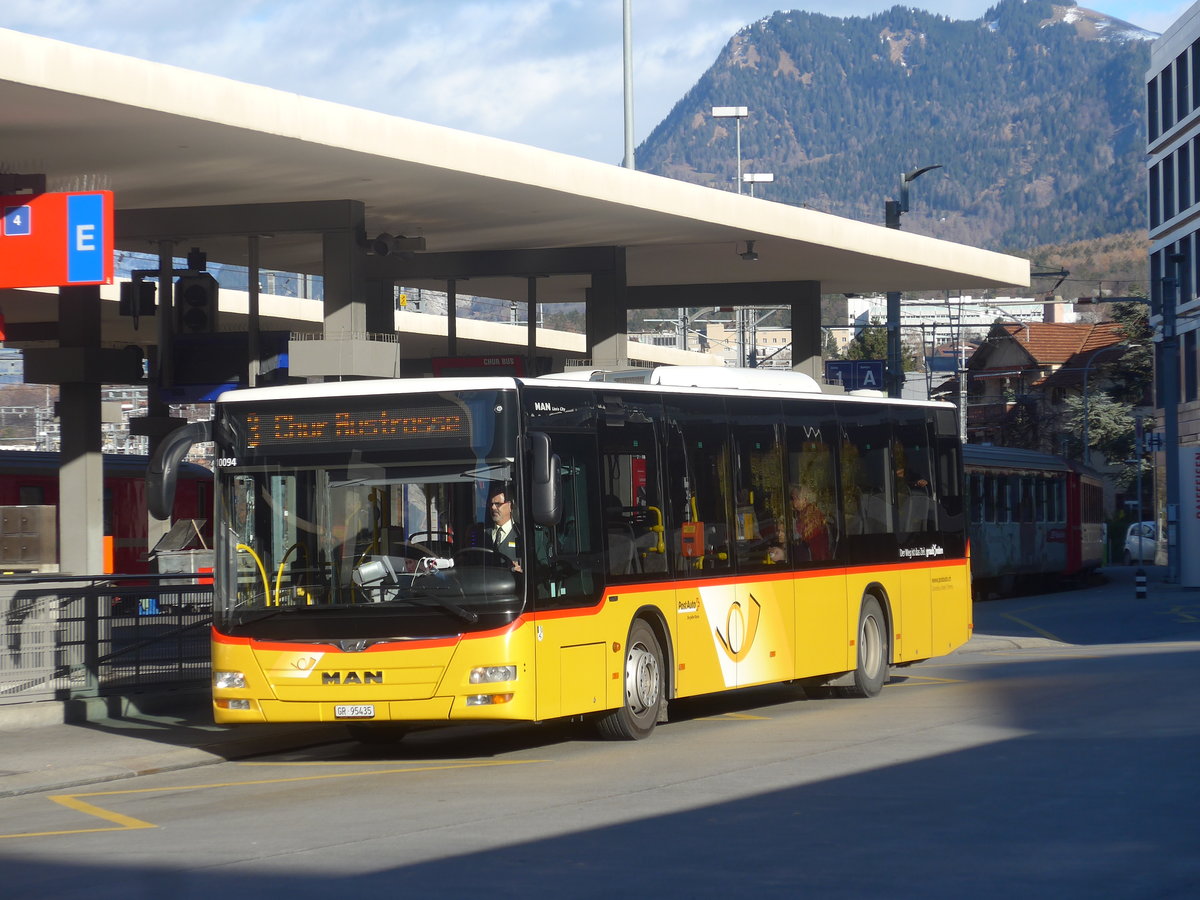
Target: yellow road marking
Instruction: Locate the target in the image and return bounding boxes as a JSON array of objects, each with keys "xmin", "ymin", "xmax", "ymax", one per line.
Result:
[
  {"xmin": 0, "ymin": 759, "xmax": 544, "ymax": 841},
  {"xmin": 999, "ymin": 613, "xmax": 1063, "ymax": 643},
  {"xmin": 1159, "ymin": 605, "xmax": 1200, "ymax": 623}
]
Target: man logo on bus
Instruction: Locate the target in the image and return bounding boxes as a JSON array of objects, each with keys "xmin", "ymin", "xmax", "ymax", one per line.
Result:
[
  {"xmin": 714, "ymin": 595, "xmax": 762, "ymax": 663},
  {"xmin": 322, "ymin": 671, "xmax": 383, "ymax": 685}
]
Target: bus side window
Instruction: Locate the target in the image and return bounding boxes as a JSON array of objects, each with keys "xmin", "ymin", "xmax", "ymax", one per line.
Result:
[
  {"xmin": 664, "ymin": 396, "xmax": 732, "ymax": 576},
  {"xmin": 932, "ymin": 408, "xmax": 966, "ymax": 557},
  {"xmin": 731, "ymin": 398, "xmax": 784, "ymax": 573},
  {"xmin": 892, "ymin": 407, "xmax": 937, "ymax": 539},
  {"xmin": 784, "ymin": 401, "xmax": 840, "ymax": 567},
  {"xmin": 837, "ymin": 403, "xmax": 897, "ymax": 563},
  {"xmin": 598, "ymin": 396, "xmax": 667, "ymax": 581},
  {"xmin": 530, "ymin": 432, "xmax": 603, "ymax": 610}
]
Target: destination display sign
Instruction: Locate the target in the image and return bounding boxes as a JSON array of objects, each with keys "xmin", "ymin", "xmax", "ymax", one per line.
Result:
[{"xmin": 240, "ymin": 405, "xmax": 470, "ymax": 450}]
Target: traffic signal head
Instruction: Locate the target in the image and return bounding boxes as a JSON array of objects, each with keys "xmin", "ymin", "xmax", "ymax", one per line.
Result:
[
  {"xmin": 174, "ymin": 272, "xmax": 219, "ymax": 333},
  {"xmin": 119, "ymin": 280, "xmax": 156, "ymax": 317}
]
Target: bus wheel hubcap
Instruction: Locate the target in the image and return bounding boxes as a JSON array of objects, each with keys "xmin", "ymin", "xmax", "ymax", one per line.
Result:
[{"xmin": 626, "ymin": 643, "xmax": 659, "ymax": 715}]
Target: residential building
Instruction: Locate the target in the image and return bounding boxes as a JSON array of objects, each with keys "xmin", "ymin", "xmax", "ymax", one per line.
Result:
[
  {"xmin": 957, "ymin": 321, "xmax": 1127, "ymax": 456},
  {"xmin": 1148, "ymin": 2, "xmax": 1200, "ymax": 584}
]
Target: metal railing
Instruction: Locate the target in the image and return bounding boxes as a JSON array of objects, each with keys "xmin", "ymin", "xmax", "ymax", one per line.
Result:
[{"xmin": 1, "ymin": 573, "xmax": 214, "ymax": 705}]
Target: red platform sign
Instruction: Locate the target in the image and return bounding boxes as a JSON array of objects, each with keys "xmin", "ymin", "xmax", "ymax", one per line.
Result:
[{"xmin": 0, "ymin": 191, "xmax": 114, "ymax": 289}]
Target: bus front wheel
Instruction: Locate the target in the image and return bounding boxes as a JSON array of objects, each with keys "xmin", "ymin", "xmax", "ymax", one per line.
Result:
[
  {"xmin": 843, "ymin": 596, "xmax": 888, "ymax": 698},
  {"xmin": 596, "ymin": 619, "xmax": 663, "ymax": 740}
]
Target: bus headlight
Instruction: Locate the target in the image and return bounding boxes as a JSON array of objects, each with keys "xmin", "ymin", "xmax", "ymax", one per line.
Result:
[
  {"xmin": 469, "ymin": 665, "xmax": 516, "ymax": 684},
  {"xmin": 213, "ymin": 670, "xmax": 246, "ymax": 689}
]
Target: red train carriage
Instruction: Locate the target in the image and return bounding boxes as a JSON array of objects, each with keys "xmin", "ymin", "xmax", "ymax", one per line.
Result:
[
  {"xmin": 0, "ymin": 450, "xmax": 211, "ymax": 573},
  {"xmin": 964, "ymin": 445, "xmax": 1104, "ymax": 599}
]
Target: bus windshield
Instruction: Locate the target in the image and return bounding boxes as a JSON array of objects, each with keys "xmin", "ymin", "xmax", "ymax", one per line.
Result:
[{"xmin": 213, "ymin": 389, "xmax": 523, "ymax": 638}]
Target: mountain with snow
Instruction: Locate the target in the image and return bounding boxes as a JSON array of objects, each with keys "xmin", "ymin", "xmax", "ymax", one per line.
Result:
[{"xmin": 1045, "ymin": 4, "xmax": 1160, "ymax": 43}]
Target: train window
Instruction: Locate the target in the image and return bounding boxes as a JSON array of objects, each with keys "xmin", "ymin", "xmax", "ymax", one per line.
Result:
[
  {"xmin": 1034, "ymin": 478, "xmax": 1046, "ymax": 522},
  {"xmin": 991, "ymin": 475, "xmax": 1007, "ymax": 523},
  {"xmin": 1084, "ymin": 482, "xmax": 1103, "ymax": 523},
  {"xmin": 1019, "ymin": 477, "xmax": 1035, "ymax": 522},
  {"xmin": 983, "ymin": 474, "xmax": 996, "ymax": 522},
  {"xmin": 18, "ymin": 485, "xmax": 44, "ymax": 505},
  {"xmin": 969, "ymin": 474, "xmax": 984, "ymax": 524}
]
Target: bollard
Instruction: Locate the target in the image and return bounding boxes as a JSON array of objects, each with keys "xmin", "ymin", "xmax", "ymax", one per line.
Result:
[{"xmin": 1135, "ymin": 568, "xmax": 1147, "ymax": 600}]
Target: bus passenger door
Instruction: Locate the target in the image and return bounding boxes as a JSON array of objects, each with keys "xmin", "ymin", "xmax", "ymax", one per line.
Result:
[{"xmin": 528, "ymin": 430, "xmax": 609, "ymax": 721}]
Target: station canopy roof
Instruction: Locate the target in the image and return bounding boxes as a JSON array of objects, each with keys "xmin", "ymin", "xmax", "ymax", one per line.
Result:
[{"xmin": 0, "ymin": 28, "xmax": 1029, "ymax": 306}]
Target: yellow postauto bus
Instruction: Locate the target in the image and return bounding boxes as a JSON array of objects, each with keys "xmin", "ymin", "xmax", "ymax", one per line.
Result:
[{"xmin": 148, "ymin": 366, "xmax": 971, "ymax": 741}]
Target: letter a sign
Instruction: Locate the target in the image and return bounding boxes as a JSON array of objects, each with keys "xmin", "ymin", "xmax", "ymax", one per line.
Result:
[
  {"xmin": 856, "ymin": 360, "xmax": 884, "ymax": 389},
  {"xmin": 825, "ymin": 360, "xmax": 885, "ymax": 391},
  {"xmin": 0, "ymin": 191, "xmax": 114, "ymax": 288}
]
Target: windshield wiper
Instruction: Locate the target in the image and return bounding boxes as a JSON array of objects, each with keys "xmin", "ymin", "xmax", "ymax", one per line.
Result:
[{"xmin": 402, "ymin": 590, "xmax": 479, "ymax": 624}]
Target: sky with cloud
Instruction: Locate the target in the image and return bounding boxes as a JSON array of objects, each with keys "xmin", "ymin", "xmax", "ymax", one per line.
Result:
[{"xmin": 0, "ymin": 1, "xmax": 1189, "ymax": 163}]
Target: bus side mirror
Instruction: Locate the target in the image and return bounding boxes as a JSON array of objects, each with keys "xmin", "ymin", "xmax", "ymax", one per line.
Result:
[
  {"xmin": 147, "ymin": 420, "xmax": 213, "ymax": 519},
  {"xmin": 529, "ymin": 431, "xmax": 562, "ymax": 526}
]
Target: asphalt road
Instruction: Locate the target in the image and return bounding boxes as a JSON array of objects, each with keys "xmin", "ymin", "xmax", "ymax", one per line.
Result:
[{"xmin": 2, "ymin": 573, "xmax": 1198, "ymax": 899}]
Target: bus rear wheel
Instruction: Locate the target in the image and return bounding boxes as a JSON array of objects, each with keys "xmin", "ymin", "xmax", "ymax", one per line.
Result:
[
  {"xmin": 843, "ymin": 596, "xmax": 888, "ymax": 698},
  {"xmin": 596, "ymin": 619, "xmax": 663, "ymax": 740}
]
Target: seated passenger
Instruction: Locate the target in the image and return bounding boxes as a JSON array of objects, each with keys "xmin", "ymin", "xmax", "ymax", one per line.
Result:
[{"xmin": 774, "ymin": 483, "xmax": 832, "ymax": 562}]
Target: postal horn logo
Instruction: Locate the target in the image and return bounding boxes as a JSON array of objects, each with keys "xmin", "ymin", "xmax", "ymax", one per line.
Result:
[{"xmin": 714, "ymin": 595, "xmax": 762, "ymax": 662}]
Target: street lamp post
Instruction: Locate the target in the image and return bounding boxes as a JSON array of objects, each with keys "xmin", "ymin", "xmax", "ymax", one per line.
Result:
[
  {"xmin": 622, "ymin": 0, "xmax": 634, "ymax": 170},
  {"xmin": 884, "ymin": 165, "xmax": 943, "ymax": 398},
  {"xmin": 742, "ymin": 172, "xmax": 774, "ymax": 197},
  {"xmin": 712, "ymin": 106, "xmax": 749, "ymax": 193}
]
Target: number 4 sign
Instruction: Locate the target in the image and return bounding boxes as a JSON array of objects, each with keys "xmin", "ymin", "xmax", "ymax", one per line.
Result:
[
  {"xmin": 4, "ymin": 205, "xmax": 32, "ymax": 236},
  {"xmin": 0, "ymin": 191, "xmax": 113, "ymax": 288}
]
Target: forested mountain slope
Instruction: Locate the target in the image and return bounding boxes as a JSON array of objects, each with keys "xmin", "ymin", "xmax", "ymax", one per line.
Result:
[{"xmin": 636, "ymin": 0, "xmax": 1154, "ymax": 252}]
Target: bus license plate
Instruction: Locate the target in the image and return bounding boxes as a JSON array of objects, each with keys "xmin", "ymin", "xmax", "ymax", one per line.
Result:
[{"xmin": 334, "ymin": 704, "xmax": 375, "ymax": 719}]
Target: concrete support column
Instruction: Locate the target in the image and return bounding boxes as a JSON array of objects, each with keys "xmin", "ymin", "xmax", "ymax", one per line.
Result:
[
  {"xmin": 789, "ymin": 281, "xmax": 822, "ymax": 382},
  {"xmin": 363, "ymin": 278, "xmax": 396, "ymax": 335},
  {"xmin": 527, "ymin": 276, "xmax": 538, "ymax": 375},
  {"xmin": 247, "ymin": 235, "xmax": 261, "ymax": 387},
  {"xmin": 321, "ymin": 213, "xmax": 367, "ymax": 336},
  {"xmin": 447, "ymin": 279, "xmax": 458, "ymax": 356},
  {"xmin": 57, "ymin": 285, "xmax": 104, "ymax": 575},
  {"xmin": 586, "ymin": 248, "xmax": 628, "ymax": 368}
]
